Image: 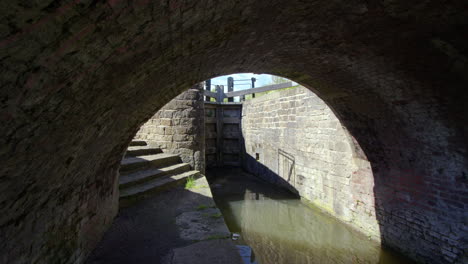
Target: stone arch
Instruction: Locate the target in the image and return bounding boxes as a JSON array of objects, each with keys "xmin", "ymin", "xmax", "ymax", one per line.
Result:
[{"xmin": 0, "ymin": 1, "xmax": 466, "ymax": 263}]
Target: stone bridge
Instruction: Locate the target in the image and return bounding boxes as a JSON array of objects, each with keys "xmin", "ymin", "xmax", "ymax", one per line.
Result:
[{"xmin": 0, "ymin": 1, "xmax": 467, "ymax": 264}]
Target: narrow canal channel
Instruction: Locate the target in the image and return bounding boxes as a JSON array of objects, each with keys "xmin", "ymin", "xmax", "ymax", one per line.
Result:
[{"xmin": 207, "ymin": 168, "xmax": 414, "ymax": 264}]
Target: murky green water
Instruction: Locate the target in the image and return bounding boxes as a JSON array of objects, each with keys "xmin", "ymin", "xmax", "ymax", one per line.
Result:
[{"xmin": 208, "ymin": 168, "xmax": 414, "ymax": 264}]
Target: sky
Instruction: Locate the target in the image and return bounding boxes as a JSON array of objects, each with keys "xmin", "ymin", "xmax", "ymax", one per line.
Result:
[{"xmin": 209, "ymin": 73, "xmax": 293, "ymax": 91}]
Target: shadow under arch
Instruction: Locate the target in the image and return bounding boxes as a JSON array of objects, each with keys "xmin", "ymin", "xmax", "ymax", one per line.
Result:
[{"xmin": 1, "ymin": 1, "xmax": 466, "ymax": 263}]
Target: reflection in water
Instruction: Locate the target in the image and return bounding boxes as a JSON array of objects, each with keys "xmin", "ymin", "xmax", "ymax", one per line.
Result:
[{"xmin": 208, "ymin": 168, "xmax": 414, "ymax": 264}]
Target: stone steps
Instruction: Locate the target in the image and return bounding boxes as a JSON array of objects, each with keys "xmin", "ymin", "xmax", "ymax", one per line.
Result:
[
  {"xmin": 125, "ymin": 145, "xmax": 162, "ymax": 157},
  {"xmin": 120, "ymin": 163, "xmax": 191, "ymax": 189},
  {"xmin": 120, "ymin": 153, "xmax": 181, "ymax": 174},
  {"xmin": 120, "ymin": 170, "xmax": 200, "ymax": 200},
  {"xmin": 119, "ymin": 140, "xmax": 201, "ymax": 207},
  {"xmin": 129, "ymin": 140, "xmax": 147, "ymax": 146}
]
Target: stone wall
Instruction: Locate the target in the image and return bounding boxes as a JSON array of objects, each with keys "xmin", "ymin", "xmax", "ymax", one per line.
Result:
[
  {"xmin": 242, "ymin": 87, "xmax": 379, "ymax": 240},
  {"xmin": 135, "ymin": 85, "xmax": 205, "ymax": 173}
]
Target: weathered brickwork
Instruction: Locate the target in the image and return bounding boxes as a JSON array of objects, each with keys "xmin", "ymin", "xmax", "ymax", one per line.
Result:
[
  {"xmin": 134, "ymin": 85, "xmax": 205, "ymax": 173},
  {"xmin": 242, "ymin": 87, "xmax": 379, "ymax": 239},
  {"xmin": 0, "ymin": 1, "xmax": 466, "ymax": 264}
]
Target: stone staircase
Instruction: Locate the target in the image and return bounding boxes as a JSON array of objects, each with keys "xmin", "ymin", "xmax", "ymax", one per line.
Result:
[{"xmin": 119, "ymin": 140, "xmax": 200, "ymax": 207}]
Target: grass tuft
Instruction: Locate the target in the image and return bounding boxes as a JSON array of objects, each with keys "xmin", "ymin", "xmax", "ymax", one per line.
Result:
[
  {"xmin": 205, "ymin": 234, "xmax": 230, "ymax": 240},
  {"xmin": 185, "ymin": 176, "xmax": 196, "ymax": 189},
  {"xmin": 210, "ymin": 213, "xmax": 223, "ymax": 219},
  {"xmin": 196, "ymin": 204, "xmax": 209, "ymax": 210}
]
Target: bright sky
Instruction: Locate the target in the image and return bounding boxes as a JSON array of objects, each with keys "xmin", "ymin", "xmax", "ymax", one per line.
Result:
[
  {"xmin": 207, "ymin": 73, "xmax": 298, "ymax": 102},
  {"xmin": 210, "ymin": 73, "xmax": 292, "ymax": 90}
]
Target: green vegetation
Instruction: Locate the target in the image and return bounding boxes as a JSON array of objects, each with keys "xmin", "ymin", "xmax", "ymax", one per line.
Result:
[
  {"xmin": 196, "ymin": 204, "xmax": 216, "ymax": 211},
  {"xmin": 185, "ymin": 176, "xmax": 196, "ymax": 189},
  {"xmin": 209, "ymin": 213, "xmax": 223, "ymax": 219},
  {"xmin": 196, "ymin": 204, "xmax": 209, "ymax": 210},
  {"xmin": 192, "ymin": 184, "xmax": 209, "ymax": 189},
  {"xmin": 205, "ymin": 234, "xmax": 230, "ymax": 240},
  {"xmin": 184, "ymin": 176, "xmax": 209, "ymax": 190},
  {"xmin": 202, "ymin": 212, "xmax": 222, "ymax": 219}
]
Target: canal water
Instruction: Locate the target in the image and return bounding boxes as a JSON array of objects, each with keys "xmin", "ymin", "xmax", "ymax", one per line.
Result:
[{"xmin": 207, "ymin": 168, "xmax": 414, "ymax": 264}]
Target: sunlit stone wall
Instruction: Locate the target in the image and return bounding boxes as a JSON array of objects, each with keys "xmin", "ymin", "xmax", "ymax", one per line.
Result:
[
  {"xmin": 242, "ymin": 87, "xmax": 379, "ymax": 239},
  {"xmin": 135, "ymin": 84, "xmax": 205, "ymax": 173}
]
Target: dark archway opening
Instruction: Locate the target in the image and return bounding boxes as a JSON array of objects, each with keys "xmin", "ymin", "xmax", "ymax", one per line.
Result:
[{"xmin": 1, "ymin": 1, "xmax": 466, "ymax": 263}]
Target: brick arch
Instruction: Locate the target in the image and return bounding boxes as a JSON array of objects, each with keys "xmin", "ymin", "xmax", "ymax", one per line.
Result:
[{"xmin": 1, "ymin": 1, "xmax": 466, "ymax": 263}]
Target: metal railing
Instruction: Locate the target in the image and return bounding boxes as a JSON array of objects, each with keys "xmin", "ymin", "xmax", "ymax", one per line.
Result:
[{"xmin": 203, "ymin": 82, "xmax": 293, "ymax": 103}]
